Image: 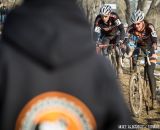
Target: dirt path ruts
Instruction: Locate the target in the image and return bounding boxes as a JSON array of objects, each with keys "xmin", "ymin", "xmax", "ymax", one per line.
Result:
[{"xmin": 119, "ymin": 68, "xmax": 160, "ymax": 130}]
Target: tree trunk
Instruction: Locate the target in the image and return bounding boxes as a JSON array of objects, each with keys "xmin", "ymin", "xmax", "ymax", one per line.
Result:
[
  {"xmin": 137, "ymin": 0, "xmax": 147, "ymax": 11},
  {"xmin": 124, "ymin": 0, "xmax": 131, "ymax": 25},
  {"xmin": 145, "ymin": 0, "xmax": 157, "ymax": 18}
]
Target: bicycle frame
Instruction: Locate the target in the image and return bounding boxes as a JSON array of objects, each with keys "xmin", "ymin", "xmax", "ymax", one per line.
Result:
[
  {"xmin": 129, "ymin": 48, "xmax": 152, "ymax": 117},
  {"xmin": 96, "ymin": 44, "xmax": 118, "ymax": 74}
]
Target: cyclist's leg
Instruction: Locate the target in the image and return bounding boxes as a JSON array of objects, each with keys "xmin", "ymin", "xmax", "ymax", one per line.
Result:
[
  {"xmin": 132, "ymin": 48, "xmax": 140, "ymax": 71},
  {"xmin": 101, "ymin": 36, "xmax": 110, "ymax": 56},
  {"xmin": 121, "ymin": 48, "xmax": 126, "ymax": 59},
  {"xmin": 94, "ymin": 31, "xmax": 101, "ymax": 54},
  {"xmin": 114, "ymin": 35, "xmax": 123, "ymax": 74},
  {"xmin": 146, "ymin": 63, "xmax": 156, "ymax": 100},
  {"xmin": 146, "ymin": 48, "xmax": 157, "ymax": 101},
  {"xmin": 126, "ymin": 44, "xmax": 131, "ymax": 56}
]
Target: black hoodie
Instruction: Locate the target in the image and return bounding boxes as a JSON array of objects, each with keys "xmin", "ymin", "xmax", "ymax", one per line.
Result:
[{"xmin": 0, "ymin": 0, "xmax": 134, "ymax": 130}]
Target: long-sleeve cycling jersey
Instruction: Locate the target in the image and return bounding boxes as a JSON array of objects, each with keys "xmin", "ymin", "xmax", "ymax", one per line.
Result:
[
  {"xmin": 94, "ymin": 12, "xmax": 125, "ymax": 42},
  {"xmin": 126, "ymin": 20, "xmax": 157, "ymax": 48},
  {"xmin": 126, "ymin": 21, "xmax": 158, "ymax": 100}
]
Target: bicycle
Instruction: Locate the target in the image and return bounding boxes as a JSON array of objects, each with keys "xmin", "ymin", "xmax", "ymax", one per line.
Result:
[
  {"xmin": 107, "ymin": 44, "xmax": 118, "ymax": 73},
  {"xmin": 129, "ymin": 48, "xmax": 153, "ymax": 117},
  {"xmin": 126, "ymin": 34, "xmax": 139, "ymax": 73},
  {"xmin": 96, "ymin": 43, "xmax": 117, "ymax": 74}
]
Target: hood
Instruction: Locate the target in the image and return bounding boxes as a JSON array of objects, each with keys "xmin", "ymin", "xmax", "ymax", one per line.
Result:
[{"xmin": 2, "ymin": 0, "xmax": 95, "ymax": 69}]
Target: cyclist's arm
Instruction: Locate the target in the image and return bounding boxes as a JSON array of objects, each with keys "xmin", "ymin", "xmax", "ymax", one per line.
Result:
[
  {"xmin": 93, "ymin": 15, "xmax": 102, "ymax": 44},
  {"xmin": 94, "ymin": 15, "xmax": 103, "ymax": 30},
  {"xmin": 123, "ymin": 26, "xmax": 134, "ymax": 45},
  {"xmin": 117, "ymin": 24, "xmax": 125, "ymax": 42},
  {"xmin": 113, "ymin": 14, "xmax": 125, "ymax": 42}
]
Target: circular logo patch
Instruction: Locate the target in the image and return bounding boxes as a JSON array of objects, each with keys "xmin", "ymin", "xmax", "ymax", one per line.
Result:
[{"xmin": 15, "ymin": 92, "xmax": 96, "ymax": 130}]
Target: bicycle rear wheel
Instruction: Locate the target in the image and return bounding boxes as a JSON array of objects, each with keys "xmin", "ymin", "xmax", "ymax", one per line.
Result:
[
  {"xmin": 129, "ymin": 73, "xmax": 143, "ymax": 117},
  {"xmin": 108, "ymin": 50, "xmax": 117, "ymax": 74}
]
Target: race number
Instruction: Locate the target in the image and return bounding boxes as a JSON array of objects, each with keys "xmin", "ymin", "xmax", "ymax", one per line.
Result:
[
  {"xmin": 151, "ymin": 31, "xmax": 157, "ymax": 37},
  {"xmin": 115, "ymin": 19, "xmax": 121, "ymax": 26},
  {"xmin": 94, "ymin": 26, "xmax": 101, "ymax": 33}
]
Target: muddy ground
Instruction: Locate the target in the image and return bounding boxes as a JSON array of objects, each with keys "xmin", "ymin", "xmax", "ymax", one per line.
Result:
[{"xmin": 119, "ymin": 66, "xmax": 160, "ymax": 130}]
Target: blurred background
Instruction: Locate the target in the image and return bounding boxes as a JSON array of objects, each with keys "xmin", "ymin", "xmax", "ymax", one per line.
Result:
[
  {"xmin": 0, "ymin": 0, "xmax": 160, "ymax": 40},
  {"xmin": 77, "ymin": 0, "xmax": 160, "ymax": 41}
]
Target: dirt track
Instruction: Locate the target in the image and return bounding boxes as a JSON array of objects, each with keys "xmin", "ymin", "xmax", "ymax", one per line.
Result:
[{"xmin": 119, "ymin": 67, "xmax": 160, "ymax": 130}]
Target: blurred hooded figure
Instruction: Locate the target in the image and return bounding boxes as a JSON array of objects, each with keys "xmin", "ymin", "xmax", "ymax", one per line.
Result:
[{"xmin": 0, "ymin": 0, "xmax": 135, "ymax": 130}]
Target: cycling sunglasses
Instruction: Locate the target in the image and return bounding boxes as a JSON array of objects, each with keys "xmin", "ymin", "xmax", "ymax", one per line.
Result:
[
  {"xmin": 134, "ymin": 22, "xmax": 142, "ymax": 25},
  {"xmin": 101, "ymin": 15, "xmax": 110, "ymax": 18}
]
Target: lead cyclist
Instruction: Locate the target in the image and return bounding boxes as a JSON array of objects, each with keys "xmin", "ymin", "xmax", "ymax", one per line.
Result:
[
  {"xmin": 126, "ymin": 9, "xmax": 159, "ymax": 109},
  {"xmin": 93, "ymin": 4, "xmax": 125, "ymax": 75}
]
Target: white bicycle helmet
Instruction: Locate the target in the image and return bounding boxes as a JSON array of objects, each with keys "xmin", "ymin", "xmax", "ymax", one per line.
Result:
[
  {"xmin": 131, "ymin": 9, "xmax": 144, "ymax": 23},
  {"xmin": 99, "ymin": 4, "xmax": 112, "ymax": 16}
]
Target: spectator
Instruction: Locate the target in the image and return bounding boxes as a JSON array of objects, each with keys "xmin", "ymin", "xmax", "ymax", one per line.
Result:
[{"xmin": 0, "ymin": 0, "xmax": 135, "ymax": 130}]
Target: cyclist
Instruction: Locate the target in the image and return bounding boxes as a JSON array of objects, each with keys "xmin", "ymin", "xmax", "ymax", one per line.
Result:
[
  {"xmin": 126, "ymin": 9, "xmax": 158, "ymax": 108},
  {"xmin": 94, "ymin": 4, "xmax": 125, "ymax": 75}
]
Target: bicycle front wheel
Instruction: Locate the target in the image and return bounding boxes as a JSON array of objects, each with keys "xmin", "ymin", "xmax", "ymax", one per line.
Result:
[{"xmin": 129, "ymin": 73, "xmax": 143, "ymax": 117}]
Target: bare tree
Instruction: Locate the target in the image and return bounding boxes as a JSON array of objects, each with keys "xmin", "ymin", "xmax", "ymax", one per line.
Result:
[
  {"xmin": 77, "ymin": 0, "xmax": 102, "ymax": 27},
  {"xmin": 124, "ymin": 0, "xmax": 131, "ymax": 25},
  {"xmin": 137, "ymin": 0, "xmax": 147, "ymax": 11},
  {"xmin": 146, "ymin": 0, "xmax": 157, "ymax": 18},
  {"xmin": 78, "ymin": 0, "xmax": 160, "ymax": 32},
  {"xmin": 77, "ymin": 0, "xmax": 117, "ymax": 26},
  {"xmin": 124, "ymin": 0, "xmax": 160, "ymax": 24}
]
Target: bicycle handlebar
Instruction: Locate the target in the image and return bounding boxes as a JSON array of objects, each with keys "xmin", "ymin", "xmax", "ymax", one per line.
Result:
[
  {"xmin": 98, "ymin": 44, "xmax": 108, "ymax": 48},
  {"xmin": 134, "ymin": 47, "xmax": 151, "ymax": 66}
]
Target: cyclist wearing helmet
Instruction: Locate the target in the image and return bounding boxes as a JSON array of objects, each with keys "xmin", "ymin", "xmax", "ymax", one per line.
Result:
[
  {"xmin": 127, "ymin": 10, "xmax": 158, "ymax": 108},
  {"xmin": 94, "ymin": 4, "xmax": 125, "ymax": 75}
]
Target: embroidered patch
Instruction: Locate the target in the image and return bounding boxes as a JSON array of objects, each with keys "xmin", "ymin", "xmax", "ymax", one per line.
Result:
[{"xmin": 15, "ymin": 92, "xmax": 96, "ymax": 130}]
